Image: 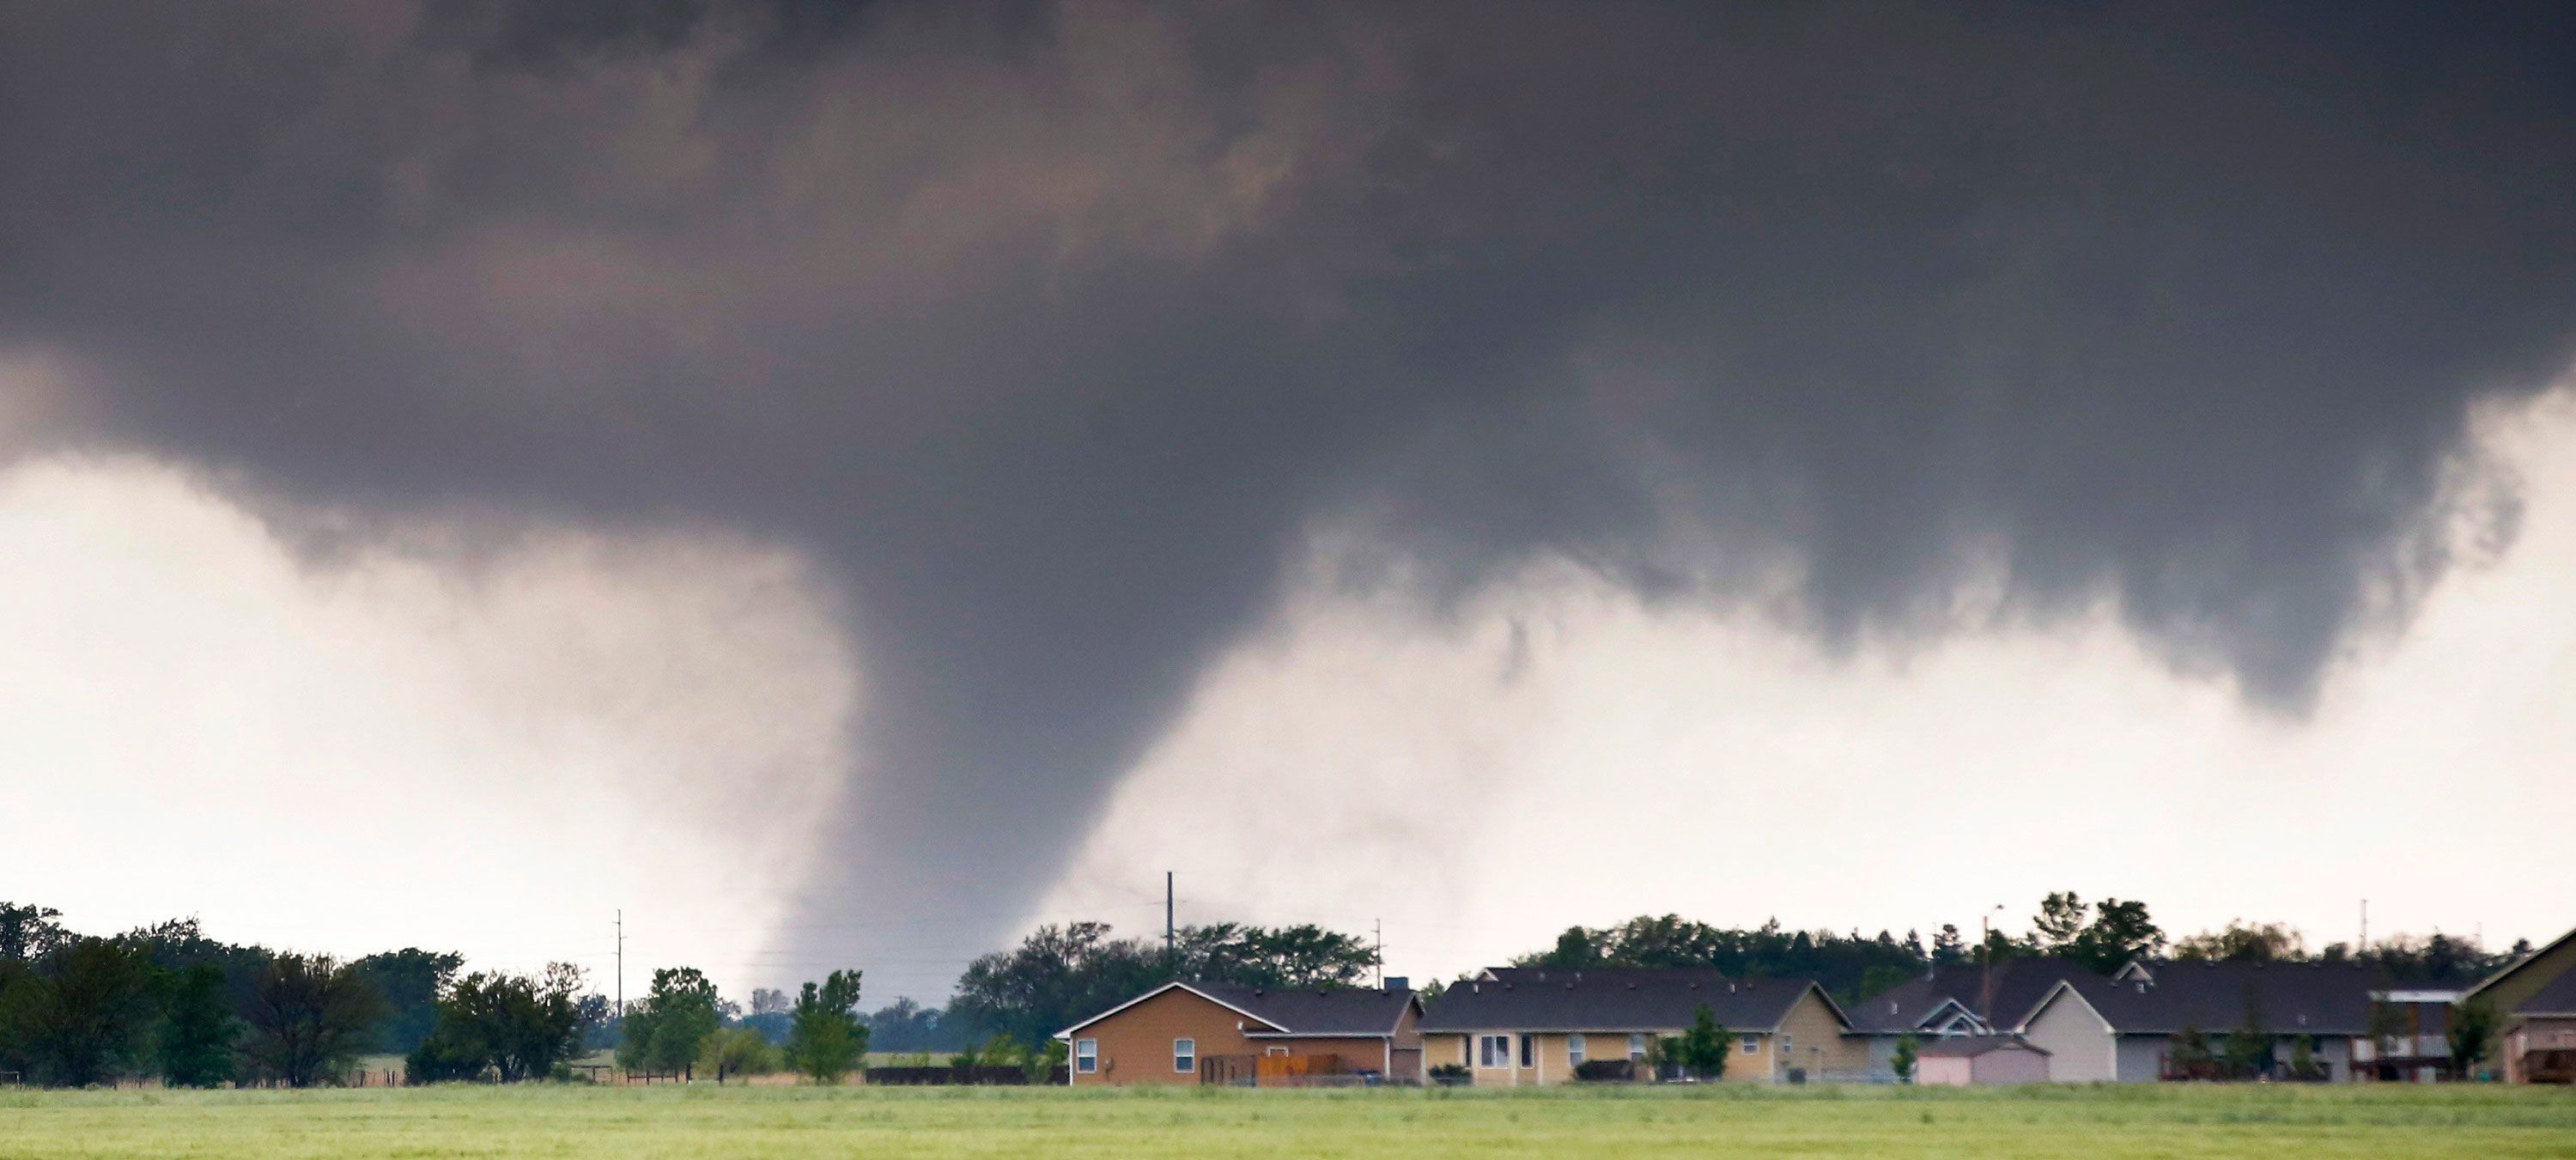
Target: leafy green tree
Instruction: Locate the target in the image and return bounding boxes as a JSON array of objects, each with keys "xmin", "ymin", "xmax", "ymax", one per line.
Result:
[
  {"xmin": 352, "ymin": 949, "xmax": 465, "ymax": 1056},
  {"xmin": 26, "ymin": 937, "xmax": 161, "ymax": 1086},
  {"xmin": 698, "ymin": 1026, "xmax": 778, "ymax": 1079},
  {"xmin": 2287, "ymin": 1035, "xmax": 2322, "ymax": 1081},
  {"xmin": 159, "ymin": 963, "xmax": 237, "ymax": 1088},
  {"xmin": 2448, "ymin": 997, "xmax": 2498, "ymax": 1080},
  {"xmin": 238, "ymin": 952, "xmax": 387, "ymax": 1087},
  {"xmin": 2174, "ymin": 920, "xmax": 2306, "ymax": 963},
  {"xmin": 2221, "ymin": 985, "xmax": 2271, "ymax": 1079},
  {"xmin": 1680, "ymin": 1005, "xmax": 1734, "ymax": 1080},
  {"xmin": 785, "ymin": 969, "xmax": 869, "ymax": 1084},
  {"xmin": 0, "ymin": 903, "xmax": 70, "ymax": 964},
  {"xmin": 618, "ymin": 968, "xmax": 721, "ymax": 1074},
  {"xmin": 2068, "ymin": 899, "xmax": 2165, "ymax": 974},
  {"xmin": 424, "ymin": 964, "xmax": 589, "ymax": 1082},
  {"xmin": 2169, "ymin": 1024, "xmax": 2214, "ymax": 1079},
  {"xmin": 1891, "ymin": 1032, "xmax": 1918, "ymax": 1084},
  {"xmin": 2032, "ymin": 892, "xmax": 2089, "ymax": 952}
]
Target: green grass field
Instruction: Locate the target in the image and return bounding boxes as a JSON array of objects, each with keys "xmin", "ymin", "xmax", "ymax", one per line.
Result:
[{"xmin": 2, "ymin": 1083, "xmax": 2571, "ymax": 1158}]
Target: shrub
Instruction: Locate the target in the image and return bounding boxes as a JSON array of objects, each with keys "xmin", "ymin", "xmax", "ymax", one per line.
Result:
[
  {"xmin": 1571, "ymin": 1059, "xmax": 1634, "ymax": 1082},
  {"xmin": 1428, "ymin": 1062, "xmax": 1470, "ymax": 1085}
]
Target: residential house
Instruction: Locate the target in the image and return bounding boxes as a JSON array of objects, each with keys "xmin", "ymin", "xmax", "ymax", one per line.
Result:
[
  {"xmin": 1054, "ymin": 980, "xmax": 1423, "ymax": 1086},
  {"xmin": 2020, "ymin": 960, "xmax": 2371, "ymax": 1083},
  {"xmin": 1417, "ymin": 967, "xmax": 1867, "ymax": 1084},
  {"xmin": 2356, "ymin": 984, "xmax": 2458, "ymax": 1082},
  {"xmin": 1914, "ymin": 1035, "xmax": 2050, "ymax": 1085},
  {"xmin": 1844, "ymin": 957, "xmax": 2098, "ymax": 1080},
  {"xmin": 2460, "ymin": 925, "xmax": 2576, "ymax": 1084}
]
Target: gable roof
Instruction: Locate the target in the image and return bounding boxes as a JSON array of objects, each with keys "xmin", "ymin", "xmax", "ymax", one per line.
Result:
[
  {"xmin": 1055, "ymin": 980, "xmax": 1418, "ymax": 1039},
  {"xmin": 1419, "ymin": 968, "xmax": 1845, "ymax": 1035},
  {"xmin": 1849, "ymin": 957, "xmax": 2099, "ymax": 1034},
  {"xmin": 2030, "ymin": 960, "xmax": 2372, "ymax": 1035},
  {"xmin": 2464, "ymin": 925, "xmax": 2576, "ymax": 1010},
  {"xmin": 1917, "ymin": 1034, "xmax": 2048, "ymax": 1059},
  {"xmin": 2512, "ymin": 966, "xmax": 2576, "ymax": 1016}
]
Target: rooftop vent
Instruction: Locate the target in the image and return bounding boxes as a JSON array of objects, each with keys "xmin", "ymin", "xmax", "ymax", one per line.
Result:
[{"xmin": 1384, "ymin": 977, "xmax": 1409, "ymax": 992}]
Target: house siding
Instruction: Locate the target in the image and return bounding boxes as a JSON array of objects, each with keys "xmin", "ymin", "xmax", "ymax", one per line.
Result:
[
  {"xmin": 1066, "ymin": 988, "xmax": 1266, "ymax": 1087},
  {"xmin": 2022, "ymin": 990, "xmax": 2116, "ymax": 1083},
  {"xmin": 2113, "ymin": 1035, "xmax": 2165, "ymax": 1082},
  {"xmin": 1770, "ymin": 990, "xmax": 1869, "ymax": 1079}
]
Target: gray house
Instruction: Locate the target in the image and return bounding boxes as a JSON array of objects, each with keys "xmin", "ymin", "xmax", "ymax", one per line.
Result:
[
  {"xmin": 1845, "ymin": 957, "xmax": 2097, "ymax": 1081},
  {"xmin": 2020, "ymin": 960, "xmax": 2371, "ymax": 1083}
]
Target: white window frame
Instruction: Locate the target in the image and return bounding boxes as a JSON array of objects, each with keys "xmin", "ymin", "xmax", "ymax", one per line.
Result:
[
  {"xmin": 1568, "ymin": 1034, "xmax": 1587, "ymax": 1066},
  {"xmin": 1174, "ymin": 1037, "xmax": 1195, "ymax": 1074},
  {"xmin": 1628, "ymin": 1033, "xmax": 1648, "ymax": 1063},
  {"xmin": 1741, "ymin": 1035, "xmax": 1760, "ymax": 1054},
  {"xmin": 1479, "ymin": 1034, "xmax": 1512, "ymax": 1068},
  {"xmin": 1074, "ymin": 1039, "xmax": 1098, "ymax": 1074}
]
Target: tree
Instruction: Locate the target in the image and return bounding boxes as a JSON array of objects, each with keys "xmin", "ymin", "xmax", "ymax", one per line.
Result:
[
  {"xmin": 698, "ymin": 1027, "xmax": 778, "ymax": 1080},
  {"xmin": 2032, "ymin": 892, "xmax": 2089, "ymax": 952},
  {"xmin": 1930, "ymin": 925, "xmax": 1967, "ymax": 969},
  {"xmin": 0, "ymin": 902, "xmax": 70, "ymax": 964},
  {"xmin": 2221, "ymin": 983, "xmax": 2271, "ymax": 1080},
  {"xmin": 617, "ymin": 967, "xmax": 721, "ymax": 1075},
  {"xmin": 1679, "ymin": 1005, "xmax": 1734, "ymax": 1081},
  {"xmin": 785, "ymin": 969, "xmax": 869, "ymax": 1084},
  {"xmin": 352, "ymin": 949, "xmax": 464, "ymax": 1056},
  {"xmin": 2169, "ymin": 1024, "xmax": 2214, "ymax": 1079},
  {"xmin": 2173, "ymin": 920, "xmax": 2306, "ymax": 963},
  {"xmin": 1891, "ymin": 1032, "xmax": 1918, "ymax": 1084},
  {"xmin": 24, "ymin": 937, "xmax": 160, "ymax": 1087},
  {"xmin": 2287, "ymin": 1035, "xmax": 2322, "ymax": 1081},
  {"xmin": 2068, "ymin": 899, "xmax": 2165, "ymax": 974},
  {"xmin": 950, "ymin": 923, "xmax": 1170, "ymax": 1048},
  {"xmin": 2449, "ymin": 997, "xmax": 2498, "ymax": 1080},
  {"xmin": 159, "ymin": 963, "xmax": 237, "ymax": 1088},
  {"xmin": 419, "ymin": 963, "xmax": 589, "ymax": 1083},
  {"xmin": 239, "ymin": 953, "xmax": 387, "ymax": 1087}
]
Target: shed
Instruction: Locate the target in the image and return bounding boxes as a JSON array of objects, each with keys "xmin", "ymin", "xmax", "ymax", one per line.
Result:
[{"xmin": 1915, "ymin": 1035, "xmax": 2050, "ymax": 1086}]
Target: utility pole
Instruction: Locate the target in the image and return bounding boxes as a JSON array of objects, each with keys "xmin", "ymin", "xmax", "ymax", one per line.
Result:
[
  {"xmin": 1374, "ymin": 919, "xmax": 1383, "ymax": 989},
  {"xmin": 616, "ymin": 909, "xmax": 625, "ymax": 1023},
  {"xmin": 1165, "ymin": 872, "xmax": 1176, "ymax": 959},
  {"xmin": 2360, "ymin": 899, "xmax": 2367, "ymax": 954}
]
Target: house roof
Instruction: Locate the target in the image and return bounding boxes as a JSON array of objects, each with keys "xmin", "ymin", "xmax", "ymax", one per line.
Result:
[
  {"xmin": 1917, "ymin": 1034, "xmax": 2047, "ymax": 1059},
  {"xmin": 2464, "ymin": 925, "xmax": 2576, "ymax": 1011},
  {"xmin": 2513, "ymin": 966, "xmax": 2576, "ymax": 1016},
  {"xmin": 1844, "ymin": 979, "xmax": 1977, "ymax": 1035},
  {"xmin": 1419, "ymin": 968, "xmax": 1844, "ymax": 1034},
  {"xmin": 2037, "ymin": 960, "xmax": 2372, "ymax": 1035},
  {"xmin": 1849, "ymin": 957, "xmax": 2099, "ymax": 1034},
  {"xmin": 1194, "ymin": 982, "xmax": 1420, "ymax": 1037},
  {"xmin": 1056, "ymin": 981, "xmax": 1417, "ymax": 1039}
]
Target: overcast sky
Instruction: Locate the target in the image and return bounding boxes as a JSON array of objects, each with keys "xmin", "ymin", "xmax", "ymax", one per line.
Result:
[{"xmin": 3, "ymin": 2, "xmax": 2573, "ymax": 1004}]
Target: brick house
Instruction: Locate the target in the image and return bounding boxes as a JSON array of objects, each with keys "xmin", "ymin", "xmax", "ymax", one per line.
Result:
[{"xmin": 1054, "ymin": 981, "xmax": 1423, "ymax": 1086}]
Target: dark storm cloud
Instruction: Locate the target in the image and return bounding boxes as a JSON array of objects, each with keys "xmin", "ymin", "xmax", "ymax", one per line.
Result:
[{"xmin": 4, "ymin": 0, "xmax": 2573, "ymax": 991}]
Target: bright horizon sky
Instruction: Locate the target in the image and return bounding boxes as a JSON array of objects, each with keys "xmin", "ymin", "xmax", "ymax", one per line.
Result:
[{"xmin": 5, "ymin": 372, "xmax": 2568, "ymax": 1005}]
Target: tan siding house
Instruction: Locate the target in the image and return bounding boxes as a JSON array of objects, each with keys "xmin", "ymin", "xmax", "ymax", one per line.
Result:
[
  {"xmin": 1418, "ymin": 967, "xmax": 1864, "ymax": 1084},
  {"xmin": 1057, "ymin": 981, "xmax": 1423, "ymax": 1086}
]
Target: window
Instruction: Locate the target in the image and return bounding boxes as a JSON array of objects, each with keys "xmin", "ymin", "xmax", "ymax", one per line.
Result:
[
  {"xmin": 1628, "ymin": 1034, "xmax": 1648, "ymax": 1063},
  {"xmin": 1174, "ymin": 1037, "xmax": 1195, "ymax": 1073},
  {"xmin": 1779, "ymin": 1034, "xmax": 1793, "ymax": 1054},
  {"xmin": 1520, "ymin": 1035, "xmax": 1534, "ymax": 1068},
  {"xmin": 1568, "ymin": 1034, "xmax": 1587, "ymax": 1066},
  {"xmin": 1479, "ymin": 1035, "xmax": 1511, "ymax": 1067},
  {"xmin": 1074, "ymin": 1039, "xmax": 1097, "ymax": 1074},
  {"xmin": 1741, "ymin": 1035, "xmax": 1760, "ymax": 1054}
]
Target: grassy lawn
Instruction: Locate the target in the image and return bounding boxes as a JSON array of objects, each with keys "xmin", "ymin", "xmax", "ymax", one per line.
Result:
[{"xmin": 1, "ymin": 1083, "xmax": 2571, "ymax": 1158}]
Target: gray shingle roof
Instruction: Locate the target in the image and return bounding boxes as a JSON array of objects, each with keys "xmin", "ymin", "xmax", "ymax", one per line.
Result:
[
  {"xmin": 1190, "ymin": 982, "xmax": 1417, "ymax": 1036},
  {"xmin": 2050, "ymin": 960, "xmax": 2372, "ymax": 1035},
  {"xmin": 1419, "ymin": 969, "xmax": 1839, "ymax": 1034},
  {"xmin": 1917, "ymin": 1034, "xmax": 2048, "ymax": 1058},
  {"xmin": 1848, "ymin": 957, "xmax": 2099, "ymax": 1034},
  {"xmin": 2514, "ymin": 966, "xmax": 2576, "ymax": 1015}
]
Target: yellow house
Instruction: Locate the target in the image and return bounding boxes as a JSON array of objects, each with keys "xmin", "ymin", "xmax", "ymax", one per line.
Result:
[{"xmin": 1417, "ymin": 967, "xmax": 1868, "ymax": 1084}]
